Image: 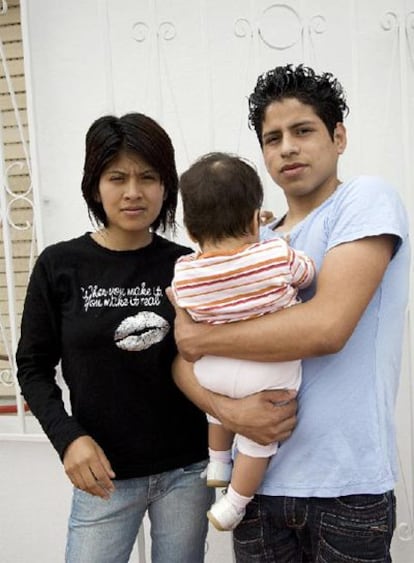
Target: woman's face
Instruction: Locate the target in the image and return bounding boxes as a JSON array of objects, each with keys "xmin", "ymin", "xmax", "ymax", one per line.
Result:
[{"xmin": 97, "ymin": 152, "xmax": 165, "ymax": 247}]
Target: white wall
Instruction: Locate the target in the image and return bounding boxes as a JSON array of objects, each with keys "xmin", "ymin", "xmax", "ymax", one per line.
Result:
[
  {"xmin": 0, "ymin": 434, "xmax": 72, "ymax": 563},
  {"xmin": 1, "ymin": 1, "xmax": 413, "ymax": 561},
  {"xmin": 21, "ymin": 0, "xmax": 414, "ymax": 248}
]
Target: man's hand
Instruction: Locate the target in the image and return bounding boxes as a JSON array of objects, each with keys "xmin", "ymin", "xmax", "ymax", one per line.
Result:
[
  {"xmin": 63, "ymin": 435, "xmax": 116, "ymax": 499},
  {"xmin": 173, "ymin": 356, "xmax": 298, "ymax": 445},
  {"xmin": 212, "ymin": 389, "xmax": 297, "ymax": 445},
  {"xmin": 166, "ymin": 287, "xmax": 210, "ymax": 362},
  {"xmin": 260, "ymin": 209, "xmax": 275, "ymax": 225}
]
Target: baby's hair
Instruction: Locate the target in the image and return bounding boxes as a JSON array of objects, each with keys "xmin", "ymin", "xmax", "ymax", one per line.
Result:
[{"xmin": 179, "ymin": 152, "xmax": 263, "ymax": 245}]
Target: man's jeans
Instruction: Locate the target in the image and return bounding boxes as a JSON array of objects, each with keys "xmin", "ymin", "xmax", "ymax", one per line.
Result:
[
  {"xmin": 233, "ymin": 492, "xmax": 396, "ymax": 562},
  {"xmin": 66, "ymin": 459, "xmax": 214, "ymax": 563}
]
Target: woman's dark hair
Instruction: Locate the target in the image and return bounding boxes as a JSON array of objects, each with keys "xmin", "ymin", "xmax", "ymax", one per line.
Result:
[
  {"xmin": 248, "ymin": 64, "xmax": 349, "ymax": 144},
  {"xmin": 179, "ymin": 152, "xmax": 263, "ymax": 245},
  {"xmin": 81, "ymin": 112, "xmax": 178, "ymax": 232}
]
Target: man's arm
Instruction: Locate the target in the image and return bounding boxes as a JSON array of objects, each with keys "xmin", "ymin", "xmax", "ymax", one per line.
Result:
[
  {"xmin": 169, "ymin": 235, "xmax": 395, "ymax": 362},
  {"xmin": 172, "ymin": 355, "xmax": 297, "ymax": 445}
]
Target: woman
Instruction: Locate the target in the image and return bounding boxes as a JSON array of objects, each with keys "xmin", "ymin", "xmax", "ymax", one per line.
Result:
[{"xmin": 16, "ymin": 113, "xmax": 213, "ymax": 563}]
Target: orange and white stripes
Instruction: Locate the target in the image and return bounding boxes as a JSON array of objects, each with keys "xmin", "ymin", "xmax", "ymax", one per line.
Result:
[{"xmin": 172, "ymin": 238, "xmax": 315, "ymax": 324}]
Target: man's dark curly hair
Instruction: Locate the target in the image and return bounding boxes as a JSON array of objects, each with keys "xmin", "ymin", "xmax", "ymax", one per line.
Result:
[{"xmin": 248, "ymin": 64, "xmax": 349, "ymax": 145}]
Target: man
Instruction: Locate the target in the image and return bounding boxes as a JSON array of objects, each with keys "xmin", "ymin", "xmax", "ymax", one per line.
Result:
[{"xmin": 170, "ymin": 65, "xmax": 410, "ymax": 561}]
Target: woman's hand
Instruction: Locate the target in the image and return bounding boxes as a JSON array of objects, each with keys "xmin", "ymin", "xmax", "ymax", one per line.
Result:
[
  {"xmin": 212, "ymin": 389, "xmax": 297, "ymax": 445},
  {"xmin": 63, "ymin": 435, "xmax": 116, "ymax": 499}
]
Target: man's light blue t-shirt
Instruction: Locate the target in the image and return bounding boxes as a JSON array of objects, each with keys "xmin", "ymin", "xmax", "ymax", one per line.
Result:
[{"xmin": 260, "ymin": 175, "xmax": 410, "ymax": 497}]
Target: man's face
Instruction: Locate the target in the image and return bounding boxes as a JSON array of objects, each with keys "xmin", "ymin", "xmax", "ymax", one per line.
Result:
[{"xmin": 261, "ymin": 97, "xmax": 346, "ymax": 205}]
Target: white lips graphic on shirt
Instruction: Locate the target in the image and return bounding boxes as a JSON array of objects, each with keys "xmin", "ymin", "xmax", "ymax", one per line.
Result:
[{"xmin": 114, "ymin": 311, "xmax": 170, "ymax": 351}]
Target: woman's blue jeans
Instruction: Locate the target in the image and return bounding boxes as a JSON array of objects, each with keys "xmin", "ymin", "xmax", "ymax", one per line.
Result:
[
  {"xmin": 233, "ymin": 491, "xmax": 396, "ymax": 562},
  {"xmin": 65, "ymin": 459, "xmax": 214, "ymax": 563}
]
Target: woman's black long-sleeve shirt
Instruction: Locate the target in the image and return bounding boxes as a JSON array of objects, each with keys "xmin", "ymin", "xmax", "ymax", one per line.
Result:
[{"xmin": 16, "ymin": 233, "xmax": 207, "ymax": 479}]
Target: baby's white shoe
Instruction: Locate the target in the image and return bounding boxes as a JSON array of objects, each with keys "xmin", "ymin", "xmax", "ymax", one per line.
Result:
[
  {"xmin": 207, "ymin": 494, "xmax": 245, "ymax": 531},
  {"xmin": 206, "ymin": 460, "xmax": 232, "ymax": 487}
]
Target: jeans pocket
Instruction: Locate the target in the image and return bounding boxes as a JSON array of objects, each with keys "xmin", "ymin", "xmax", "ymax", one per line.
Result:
[
  {"xmin": 233, "ymin": 498, "xmax": 266, "ymax": 560},
  {"xmin": 335, "ymin": 493, "xmax": 390, "ymax": 511},
  {"xmin": 318, "ymin": 493, "xmax": 394, "ymax": 562},
  {"xmin": 316, "ymin": 537, "xmax": 387, "ymax": 563},
  {"xmin": 182, "ymin": 458, "xmax": 208, "ymax": 475},
  {"xmin": 332, "ymin": 492, "xmax": 394, "ymax": 534}
]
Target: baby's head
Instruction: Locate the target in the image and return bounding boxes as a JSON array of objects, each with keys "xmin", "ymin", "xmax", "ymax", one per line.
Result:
[{"xmin": 179, "ymin": 152, "xmax": 263, "ymax": 247}]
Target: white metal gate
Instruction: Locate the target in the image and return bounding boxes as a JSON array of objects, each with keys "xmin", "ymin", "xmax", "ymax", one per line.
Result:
[{"xmin": 0, "ymin": 0, "xmax": 38, "ymax": 431}]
